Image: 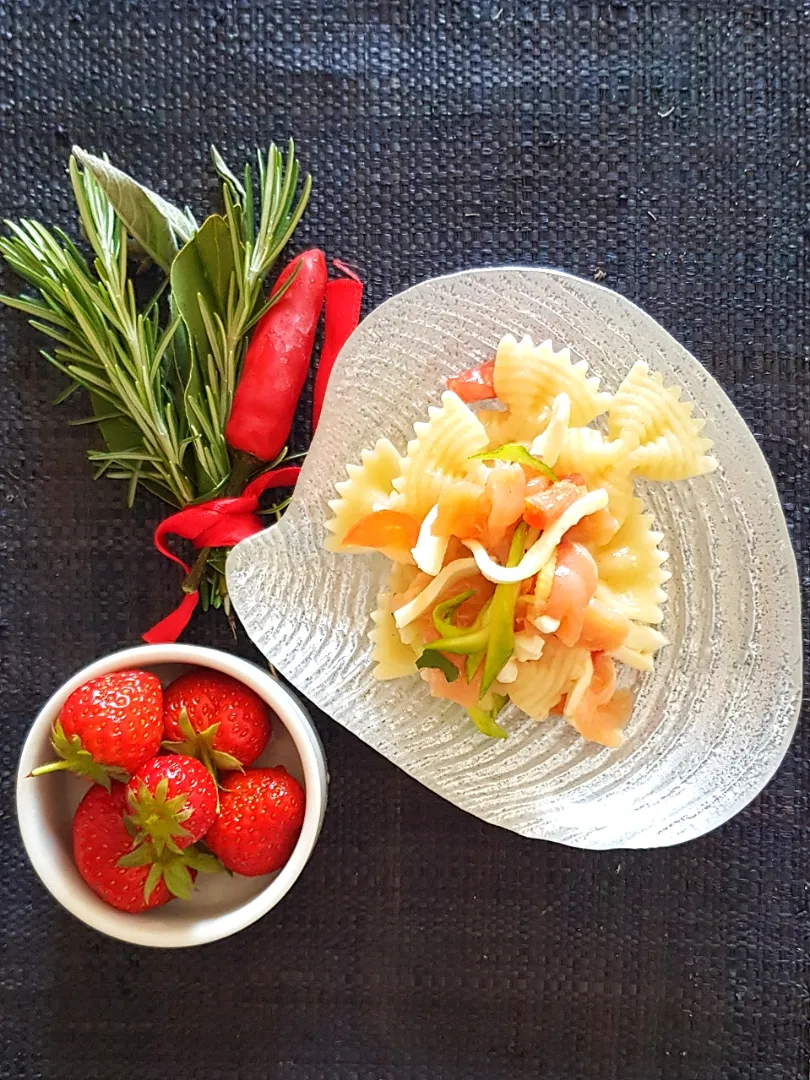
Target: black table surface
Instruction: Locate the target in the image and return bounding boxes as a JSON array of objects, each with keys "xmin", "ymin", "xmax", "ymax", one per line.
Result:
[{"xmin": 1, "ymin": 3, "xmax": 808, "ymax": 1079}]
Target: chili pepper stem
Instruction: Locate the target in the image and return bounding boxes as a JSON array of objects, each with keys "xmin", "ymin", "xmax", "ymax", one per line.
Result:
[{"xmin": 181, "ymin": 451, "xmax": 259, "ymax": 595}]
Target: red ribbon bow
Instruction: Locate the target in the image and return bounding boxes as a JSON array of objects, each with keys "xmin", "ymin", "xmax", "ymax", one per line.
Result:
[{"xmin": 143, "ymin": 466, "xmax": 301, "ymax": 644}]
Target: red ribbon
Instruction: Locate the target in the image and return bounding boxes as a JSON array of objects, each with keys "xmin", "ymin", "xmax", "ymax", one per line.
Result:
[{"xmin": 143, "ymin": 466, "xmax": 301, "ymax": 644}]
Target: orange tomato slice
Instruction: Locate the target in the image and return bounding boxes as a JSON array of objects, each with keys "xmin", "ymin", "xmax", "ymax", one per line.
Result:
[
  {"xmin": 342, "ymin": 509, "xmax": 421, "ymax": 552},
  {"xmin": 446, "ymin": 359, "xmax": 496, "ymax": 403}
]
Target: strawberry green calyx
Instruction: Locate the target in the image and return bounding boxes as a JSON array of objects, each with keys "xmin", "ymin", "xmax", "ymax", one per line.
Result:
[
  {"xmin": 162, "ymin": 708, "xmax": 243, "ymax": 780},
  {"xmin": 126, "ymin": 777, "xmax": 193, "ymax": 857},
  {"xmin": 31, "ymin": 722, "xmax": 130, "ymax": 791},
  {"xmin": 117, "ymin": 840, "xmax": 223, "ymax": 902}
]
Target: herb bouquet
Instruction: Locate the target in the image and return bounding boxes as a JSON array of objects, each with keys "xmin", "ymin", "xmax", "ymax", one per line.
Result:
[{"xmin": 0, "ymin": 143, "xmax": 361, "ymax": 638}]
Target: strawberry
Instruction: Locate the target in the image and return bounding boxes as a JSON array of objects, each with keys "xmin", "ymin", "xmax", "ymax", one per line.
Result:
[
  {"xmin": 73, "ymin": 783, "xmax": 172, "ymax": 913},
  {"xmin": 73, "ymin": 782, "xmax": 222, "ymax": 912},
  {"xmin": 125, "ymin": 754, "xmax": 218, "ymax": 855},
  {"xmin": 33, "ymin": 670, "xmax": 163, "ymax": 789},
  {"xmin": 205, "ymin": 767, "xmax": 305, "ymax": 877},
  {"xmin": 162, "ymin": 669, "xmax": 272, "ymax": 779}
]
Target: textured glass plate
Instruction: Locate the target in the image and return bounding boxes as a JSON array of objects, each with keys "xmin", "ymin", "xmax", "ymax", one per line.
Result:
[{"xmin": 227, "ymin": 269, "xmax": 802, "ymax": 849}]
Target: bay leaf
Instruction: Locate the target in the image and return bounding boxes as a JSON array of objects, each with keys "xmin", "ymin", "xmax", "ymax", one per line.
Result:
[
  {"xmin": 169, "ymin": 213, "xmax": 234, "ymax": 365},
  {"xmin": 166, "ymin": 294, "xmax": 196, "ymax": 398}
]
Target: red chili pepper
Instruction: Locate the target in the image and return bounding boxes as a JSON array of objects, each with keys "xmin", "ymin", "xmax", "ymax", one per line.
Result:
[
  {"xmin": 446, "ymin": 359, "xmax": 496, "ymax": 403},
  {"xmin": 225, "ymin": 248, "xmax": 328, "ymax": 463},
  {"xmin": 312, "ymin": 261, "xmax": 364, "ymax": 431}
]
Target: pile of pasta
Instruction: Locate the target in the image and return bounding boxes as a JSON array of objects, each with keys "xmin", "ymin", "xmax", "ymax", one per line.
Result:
[{"xmin": 325, "ymin": 334, "xmax": 717, "ymax": 747}]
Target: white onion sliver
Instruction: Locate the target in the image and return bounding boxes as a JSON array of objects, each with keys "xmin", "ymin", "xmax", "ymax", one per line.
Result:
[{"xmin": 411, "ymin": 505, "xmax": 448, "ymax": 576}]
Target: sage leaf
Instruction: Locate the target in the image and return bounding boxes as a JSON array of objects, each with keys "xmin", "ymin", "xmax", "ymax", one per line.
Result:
[{"xmin": 72, "ymin": 146, "xmax": 196, "ymax": 271}]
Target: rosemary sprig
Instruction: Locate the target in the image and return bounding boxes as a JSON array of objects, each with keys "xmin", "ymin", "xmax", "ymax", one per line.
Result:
[{"xmin": 1, "ymin": 164, "xmax": 193, "ymax": 506}]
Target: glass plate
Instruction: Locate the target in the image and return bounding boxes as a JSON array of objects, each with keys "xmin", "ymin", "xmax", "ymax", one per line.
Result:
[{"xmin": 226, "ymin": 268, "xmax": 802, "ymax": 849}]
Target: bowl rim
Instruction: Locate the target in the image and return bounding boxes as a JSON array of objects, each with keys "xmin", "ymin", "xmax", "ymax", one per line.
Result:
[{"xmin": 16, "ymin": 643, "xmax": 328, "ymax": 947}]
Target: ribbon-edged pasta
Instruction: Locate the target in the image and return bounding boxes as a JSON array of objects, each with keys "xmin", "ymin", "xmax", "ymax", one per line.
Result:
[
  {"xmin": 608, "ymin": 361, "xmax": 718, "ymax": 480},
  {"xmin": 326, "ymin": 332, "xmax": 717, "ymax": 747},
  {"xmin": 593, "ymin": 499, "xmax": 671, "ymax": 625},
  {"xmin": 612, "ymin": 623, "xmax": 669, "ymax": 672},
  {"xmin": 325, "ymin": 438, "xmax": 402, "ymax": 551},
  {"xmin": 390, "ymin": 391, "xmax": 488, "ymax": 520},
  {"xmin": 509, "ymin": 638, "xmax": 591, "ymax": 721},
  {"xmin": 369, "ymin": 590, "xmax": 420, "ymax": 680},
  {"xmin": 494, "ymin": 333, "xmax": 611, "ymax": 426},
  {"xmin": 478, "ymin": 404, "xmax": 549, "ymax": 448},
  {"xmin": 554, "ymin": 425, "xmax": 627, "ymax": 477},
  {"xmin": 530, "ymin": 393, "xmax": 571, "ymax": 466}
]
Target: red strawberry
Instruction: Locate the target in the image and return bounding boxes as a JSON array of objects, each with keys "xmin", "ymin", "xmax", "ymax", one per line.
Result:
[
  {"xmin": 125, "ymin": 754, "xmax": 218, "ymax": 855},
  {"xmin": 33, "ymin": 670, "xmax": 163, "ymax": 789},
  {"xmin": 205, "ymin": 767, "xmax": 305, "ymax": 877},
  {"xmin": 74, "ymin": 782, "xmax": 222, "ymax": 912},
  {"xmin": 73, "ymin": 783, "xmax": 173, "ymax": 913},
  {"xmin": 162, "ymin": 670, "xmax": 272, "ymax": 778}
]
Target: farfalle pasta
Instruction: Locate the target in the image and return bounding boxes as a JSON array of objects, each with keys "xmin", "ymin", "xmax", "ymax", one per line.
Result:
[
  {"xmin": 492, "ymin": 334, "xmax": 611, "ymax": 426},
  {"xmin": 389, "ymin": 392, "xmax": 489, "ymax": 520},
  {"xmin": 325, "ymin": 334, "xmax": 717, "ymax": 748},
  {"xmin": 324, "ymin": 438, "xmax": 402, "ymax": 553}
]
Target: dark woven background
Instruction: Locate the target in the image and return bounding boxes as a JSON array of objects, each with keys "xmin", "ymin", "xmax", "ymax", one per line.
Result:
[{"xmin": 1, "ymin": 2, "xmax": 808, "ymax": 1078}]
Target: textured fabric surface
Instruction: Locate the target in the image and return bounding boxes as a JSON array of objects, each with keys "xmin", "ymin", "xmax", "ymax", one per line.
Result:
[{"xmin": 1, "ymin": 2, "xmax": 808, "ymax": 1079}]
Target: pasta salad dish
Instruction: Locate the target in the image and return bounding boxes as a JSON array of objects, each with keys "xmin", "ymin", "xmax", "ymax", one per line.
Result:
[{"xmin": 325, "ymin": 333, "xmax": 717, "ymax": 747}]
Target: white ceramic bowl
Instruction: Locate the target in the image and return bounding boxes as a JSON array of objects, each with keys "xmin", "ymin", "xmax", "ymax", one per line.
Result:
[{"xmin": 16, "ymin": 644, "xmax": 328, "ymax": 947}]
